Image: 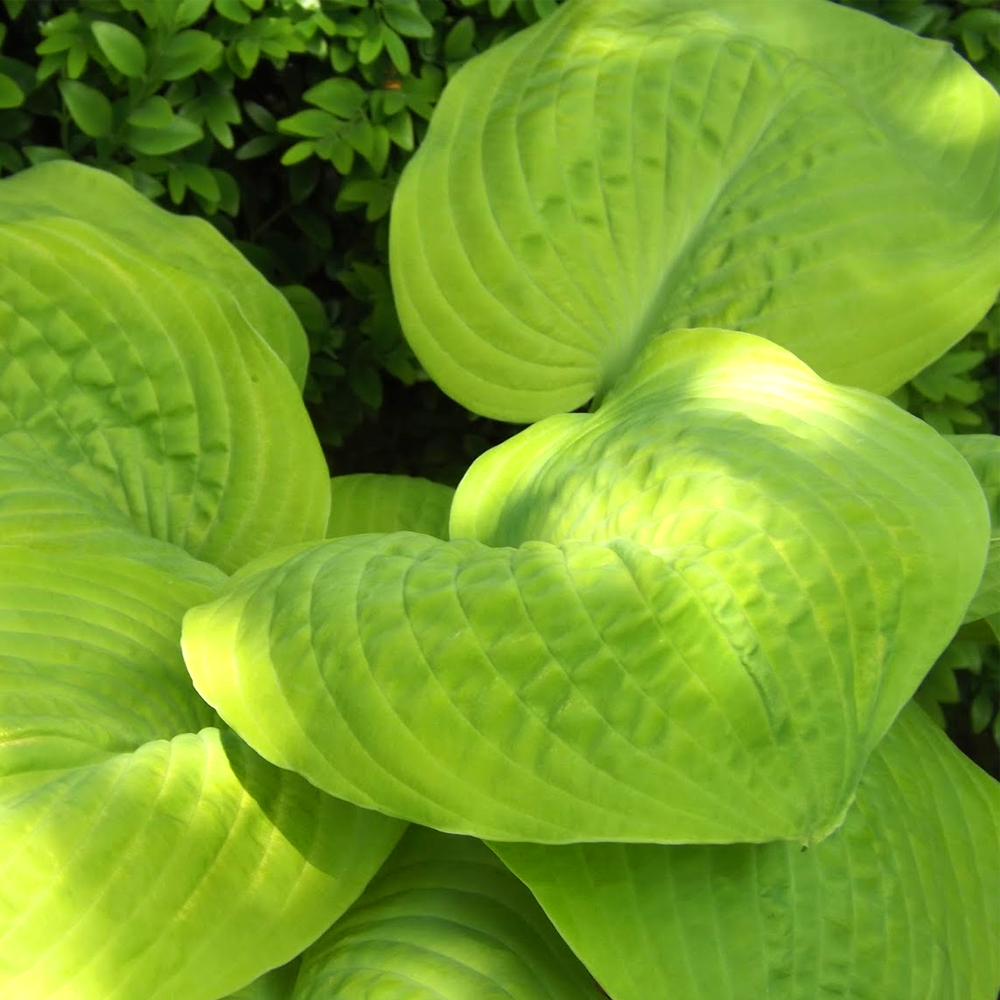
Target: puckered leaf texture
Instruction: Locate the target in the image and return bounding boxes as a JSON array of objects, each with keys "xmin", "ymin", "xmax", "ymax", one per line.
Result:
[
  {"xmin": 0, "ymin": 163, "xmax": 330, "ymax": 574},
  {"xmin": 390, "ymin": 0, "xmax": 1000, "ymax": 421},
  {"xmin": 185, "ymin": 329, "xmax": 988, "ymax": 847}
]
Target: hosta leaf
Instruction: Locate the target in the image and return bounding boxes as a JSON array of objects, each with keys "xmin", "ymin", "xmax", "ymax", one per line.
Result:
[
  {"xmin": 293, "ymin": 826, "xmax": 603, "ymax": 999},
  {"xmin": 184, "ymin": 521, "xmax": 872, "ymax": 845},
  {"xmin": 184, "ymin": 333, "xmax": 987, "ymax": 846},
  {"xmin": 0, "ymin": 540, "xmax": 223, "ymax": 753},
  {"xmin": 946, "ymin": 434, "xmax": 1000, "ymax": 624},
  {"xmin": 453, "ymin": 327, "xmax": 988, "ymax": 775},
  {"xmin": 0, "ymin": 164, "xmax": 330, "ymax": 572},
  {"xmin": 390, "ymin": 0, "xmax": 1000, "ymax": 421},
  {"xmin": 0, "ymin": 162, "xmax": 309, "ymax": 388},
  {"xmin": 327, "ymin": 473, "xmax": 455, "ymax": 539},
  {"xmin": 493, "ymin": 702, "xmax": 1000, "ymax": 1000},
  {"xmin": 0, "ymin": 539, "xmax": 405, "ymax": 1000}
]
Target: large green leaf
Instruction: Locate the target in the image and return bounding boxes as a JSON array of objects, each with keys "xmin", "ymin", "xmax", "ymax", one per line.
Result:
[
  {"xmin": 0, "ymin": 168, "xmax": 330, "ymax": 573},
  {"xmin": 184, "ymin": 530, "xmax": 853, "ymax": 844},
  {"xmin": 0, "ymin": 163, "xmax": 309, "ymax": 388},
  {"xmin": 184, "ymin": 330, "xmax": 987, "ymax": 846},
  {"xmin": 0, "ymin": 164, "xmax": 404, "ymax": 999},
  {"xmin": 493, "ymin": 702, "xmax": 1000, "ymax": 1000},
  {"xmin": 292, "ymin": 826, "xmax": 604, "ymax": 999},
  {"xmin": 455, "ymin": 329, "xmax": 987, "ymax": 793},
  {"xmin": 0, "ymin": 537, "xmax": 405, "ymax": 1000},
  {"xmin": 327, "ymin": 473, "xmax": 455, "ymax": 540},
  {"xmin": 390, "ymin": 0, "xmax": 1000, "ymax": 421}
]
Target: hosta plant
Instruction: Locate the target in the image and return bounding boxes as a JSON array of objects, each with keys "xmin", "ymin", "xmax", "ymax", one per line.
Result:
[{"xmin": 1, "ymin": 1, "xmax": 998, "ymax": 999}]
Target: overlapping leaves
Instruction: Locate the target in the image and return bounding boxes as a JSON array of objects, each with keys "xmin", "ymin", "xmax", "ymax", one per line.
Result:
[
  {"xmin": 3, "ymin": 0, "xmax": 1000, "ymax": 995},
  {"xmin": 0, "ymin": 162, "xmax": 404, "ymax": 1000},
  {"xmin": 183, "ymin": 328, "xmax": 988, "ymax": 847},
  {"xmin": 0, "ymin": 164, "xmax": 327, "ymax": 573},
  {"xmin": 493, "ymin": 703, "xmax": 1000, "ymax": 1000}
]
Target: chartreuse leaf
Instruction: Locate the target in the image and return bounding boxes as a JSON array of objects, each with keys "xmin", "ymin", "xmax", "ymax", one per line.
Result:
[
  {"xmin": 493, "ymin": 703, "xmax": 1000, "ymax": 1000},
  {"xmin": 0, "ymin": 536, "xmax": 404, "ymax": 1000},
  {"xmin": 292, "ymin": 826, "xmax": 604, "ymax": 999},
  {"xmin": 0, "ymin": 162, "xmax": 309, "ymax": 388},
  {"xmin": 327, "ymin": 473, "xmax": 455, "ymax": 539},
  {"xmin": 946, "ymin": 434, "xmax": 999, "ymax": 624},
  {"xmin": 183, "ymin": 330, "xmax": 988, "ymax": 846},
  {"xmin": 0, "ymin": 165, "xmax": 329, "ymax": 572},
  {"xmin": 182, "ymin": 532, "xmax": 818, "ymax": 844},
  {"xmin": 0, "ymin": 160, "xmax": 402, "ymax": 1000},
  {"xmin": 454, "ymin": 327, "xmax": 987, "ymax": 784},
  {"xmin": 390, "ymin": 0, "xmax": 1000, "ymax": 421}
]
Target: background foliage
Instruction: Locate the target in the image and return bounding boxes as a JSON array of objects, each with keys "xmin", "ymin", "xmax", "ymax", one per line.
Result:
[{"xmin": 0, "ymin": 0, "xmax": 996, "ymax": 771}]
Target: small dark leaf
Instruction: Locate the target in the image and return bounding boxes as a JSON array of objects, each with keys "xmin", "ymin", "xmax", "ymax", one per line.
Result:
[
  {"xmin": 127, "ymin": 95, "xmax": 174, "ymax": 128},
  {"xmin": 180, "ymin": 162, "xmax": 221, "ymax": 201},
  {"xmin": 330, "ymin": 43, "xmax": 355, "ymax": 73},
  {"xmin": 444, "ymin": 16, "xmax": 475, "ymax": 61},
  {"xmin": 243, "ymin": 100, "xmax": 275, "ymax": 131},
  {"xmin": 171, "ymin": 0, "xmax": 213, "ymax": 30},
  {"xmin": 280, "ymin": 140, "xmax": 315, "ymax": 166},
  {"xmin": 381, "ymin": 0, "xmax": 435, "ymax": 38},
  {"xmin": 0, "ymin": 140, "xmax": 24, "ymax": 172},
  {"xmin": 384, "ymin": 109, "xmax": 413, "ymax": 150},
  {"xmin": 91, "ymin": 21, "xmax": 147, "ymax": 77},
  {"xmin": 970, "ymin": 691, "xmax": 995, "ymax": 734},
  {"xmin": 342, "ymin": 115, "xmax": 374, "ymax": 158},
  {"xmin": 382, "ymin": 27, "xmax": 411, "ymax": 75},
  {"xmin": 59, "ymin": 79, "xmax": 113, "ymax": 137},
  {"xmin": 0, "ymin": 73, "xmax": 24, "ymax": 109},
  {"xmin": 159, "ymin": 29, "xmax": 223, "ymax": 80},
  {"xmin": 23, "ymin": 144, "xmax": 72, "ymax": 165},
  {"xmin": 167, "ymin": 166, "xmax": 186, "ymax": 204},
  {"xmin": 280, "ymin": 285, "xmax": 328, "ymax": 333},
  {"xmin": 215, "ymin": 0, "xmax": 251, "ymax": 23},
  {"xmin": 288, "ymin": 157, "xmax": 321, "ymax": 204},
  {"xmin": 279, "ymin": 109, "xmax": 340, "ymax": 138},
  {"xmin": 213, "ymin": 168, "xmax": 240, "ymax": 214},
  {"xmin": 66, "ymin": 41, "xmax": 89, "ymax": 79},
  {"xmin": 235, "ymin": 134, "xmax": 281, "ymax": 159},
  {"xmin": 349, "ymin": 362, "xmax": 383, "ymax": 408},
  {"xmin": 303, "ymin": 77, "xmax": 367, "ymax": 118},
  {"xmin": 291, "ymin": 206, "xmax": 333, "ymax": 250},
  {"xmin": 123, "ymin": 116, "xmax": 203, "ymax": 154}
]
